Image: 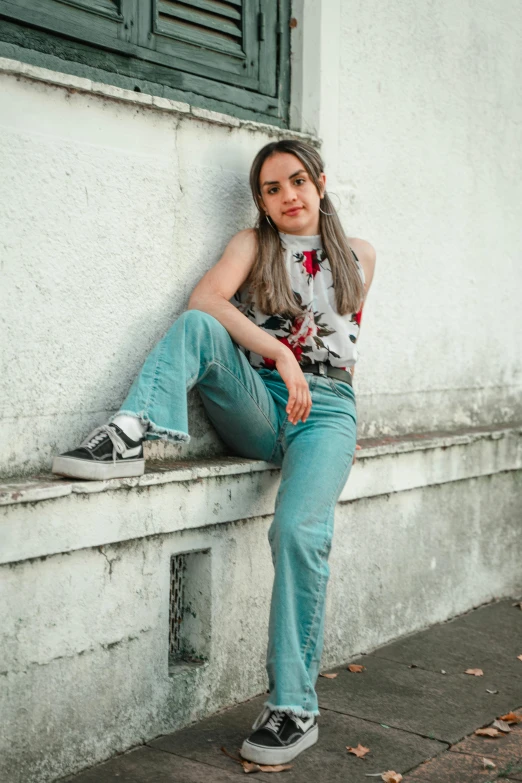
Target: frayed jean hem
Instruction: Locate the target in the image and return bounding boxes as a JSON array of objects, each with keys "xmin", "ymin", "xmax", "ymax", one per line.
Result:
[
  {"xmin": 262, "ymin": 701, "xmax": 320, "ymax": 719},
  {"xmin": 109, "ymin": 410, "xmax": 190, "ymax": 445}
]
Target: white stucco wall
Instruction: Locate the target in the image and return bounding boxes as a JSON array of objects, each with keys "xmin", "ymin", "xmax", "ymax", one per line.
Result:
[
  {"xmin": 0, "ymin": 68, "xmax": 306, "ymax": 477},
  {"xmin": 1, "ymin": 0, "xmax": 521, "ymax": 478},
  {"xmin": 332, "ymin": 0, "xmax": 522, "ymax": 436}
]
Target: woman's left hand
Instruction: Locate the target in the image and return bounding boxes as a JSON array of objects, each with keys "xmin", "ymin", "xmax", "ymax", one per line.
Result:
[{"xmin": 352, "ymin": 444, "xmax": 361, "ymax": 465}]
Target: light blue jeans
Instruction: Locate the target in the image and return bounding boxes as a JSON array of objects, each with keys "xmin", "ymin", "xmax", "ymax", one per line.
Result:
[{"xmin": 111, "ymin": 309, "xmax": 357, "ymax": 718}]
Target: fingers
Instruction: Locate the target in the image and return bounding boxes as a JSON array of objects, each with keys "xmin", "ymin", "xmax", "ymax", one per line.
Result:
[
  {"xmin": 286, "ymin": 383, "xmax": 312, "ymax": 425},
  {"xmin": 302, "ymin": 389, "xmax": 312, "ymax": 422},
  {"xmin": 294, "ymin": 387, "xmax": 308, "ymax": 424},
  {"xmin": 285, "ymin": 386, "xmax": 299, "ymax": 425},
  {"xmin": 276, "ymin": 351, "xmax": 313, "ymax": 424}
]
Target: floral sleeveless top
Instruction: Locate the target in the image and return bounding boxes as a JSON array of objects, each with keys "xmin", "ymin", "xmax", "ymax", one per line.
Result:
[{"xmin": 230, "ymin": 231, "xmax": 365, "ymax": 371}]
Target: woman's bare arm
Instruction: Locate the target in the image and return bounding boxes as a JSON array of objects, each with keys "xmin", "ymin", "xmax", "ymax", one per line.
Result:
[
  {"xmin": 187, "ymin": 229, "xmax": 312, "ymax": 425},
  {"xmin": 348, "ymin": 238, "xmax": 377, "ymax": 380},
  {"xmin": 187, "ymin": 229, "xmax": 288, "ymax": 362},
  {"xmin": 347, "ymin": 238, "xmax": 376, "ymax": 463}
]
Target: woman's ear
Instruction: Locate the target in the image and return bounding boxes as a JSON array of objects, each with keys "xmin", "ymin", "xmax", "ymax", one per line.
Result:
[{"xmin": 319, "ymin": 172, "xmax": 327, "ymax": 198}]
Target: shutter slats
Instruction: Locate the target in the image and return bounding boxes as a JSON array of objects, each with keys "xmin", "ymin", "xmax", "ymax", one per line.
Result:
[
  {"xmin": 0, "ymin": 0, "xmax": 128, "ymax": 42},
  {"xmin": 160, "ymin": 0, "xmax": 241, "ymax": 21},
  {"xmin": 71, "ymin": 0, "xmax": 120, "ymax": 15},
  {"xmin": 158, "ymin": 1, "xmax": 242, "ymax": 40},
  {"xmin": 0, "ymin": 0, "xmax": 288, "ymax": 122}
]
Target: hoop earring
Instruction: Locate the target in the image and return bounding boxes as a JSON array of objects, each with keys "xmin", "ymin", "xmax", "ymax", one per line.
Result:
[
  {"xmin": 319, "ymin": 191, "xmax": 342, "ymax": 216},
  {"xmin": 265, "ymin": 214, "xmax": 278, "ymax": 231}
]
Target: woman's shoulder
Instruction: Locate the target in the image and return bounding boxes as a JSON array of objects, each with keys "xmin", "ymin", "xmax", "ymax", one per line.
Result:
[
  {"xmin": 225, "ymin": 227, "xmax": 258, "ymax": 251},
  {"xmin": 220, "ymin": 228, "xmax": 258, "ymax": 270},
  {"xmin": 216, "ymin": 229, "xmax": 258, "ymax": 300},
  {"xmin": 347, "ymin": 237, "xmax": 376, "ymax": 264},
  {"xmin": 347, "ymin": 237, "xmax": 376, "ymax": 293}
]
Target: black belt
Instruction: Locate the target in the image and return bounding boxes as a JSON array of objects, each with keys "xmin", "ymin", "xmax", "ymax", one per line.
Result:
[{"xmin": 302, "ymin": 362, "xmax": 353, "ymax": 386}]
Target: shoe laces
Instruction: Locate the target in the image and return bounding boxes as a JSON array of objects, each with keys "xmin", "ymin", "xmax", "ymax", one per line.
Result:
[
  {"xmin": 81, "ymin": 424, "xmax": 127, "ymax": 463},
  {"xmin": 265, "ymin": 710, "xmax": 286, "ymax": 733}
]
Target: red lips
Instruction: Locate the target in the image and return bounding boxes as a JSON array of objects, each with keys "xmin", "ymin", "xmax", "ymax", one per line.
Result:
[{"xmin": 284, "ymin": 207, "xmax": 302, "ymax": 216}]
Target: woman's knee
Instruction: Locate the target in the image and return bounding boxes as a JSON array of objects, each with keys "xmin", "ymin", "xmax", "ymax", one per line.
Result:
[{"xmin": 268, "ymin": 512, "xmax": 331, "ymax": 559}]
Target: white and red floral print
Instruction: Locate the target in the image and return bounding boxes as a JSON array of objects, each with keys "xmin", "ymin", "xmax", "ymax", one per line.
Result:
[{"xmin": 231, "ymin": 231, "xmax": 365, "ymax": 371}]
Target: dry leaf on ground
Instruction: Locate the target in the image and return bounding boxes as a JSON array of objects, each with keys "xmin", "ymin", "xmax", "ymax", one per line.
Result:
[
  {"xmin": 512, "ymin": 601, "xmax": 522, "ymax": 609},
  {"xmin": 240, "ymin": 760, "xmax": 294, "ymax": 774},
  {"xmin": 381, "ymin": 771, "xmax": 403, "ymax": 782},
  {"xmin": 475, "ymin": 727, "xmax": 502, "ymax": 737},
  {"xmin": 221, "ymin": 746, "xmax": 293, "ymax": 773},
  {"xmin": 486, "ymin": 688, "xmax": 499, "ymax": 694},
  {"xmin": 258, "ymin": 764, "xmax": 293, "ymax": 773},
  {"xmin": 492, "ymin": 719, "xmax": 511, "ymax": 733},
  {"xmin": 481, "ymin": 757, "xmax": 496, "ymax": 769},
  {"xmin": 242, "ymin": 761, "xmax": 261, "ymax": 773},
  {"xmin": 347, "ymin": 664, "xmax": 365, "ymax": 673},
  {"xmin": 319, "ymin": 672, "xmax": 338, "ymax": 679},
  {"xmin": 517, "ymin": 654, "xmax": 522, "ymax": 662},
  {"xmin": 499, "ymin": 711, "xmax": 522, "ymax": 724},
  {"xmin": 347, "ymin": 743, "xmax": 370, "ymax": 758},
  {"xmin": 464, "ymin": 668, "xmax": 483, "ymax": 676}
]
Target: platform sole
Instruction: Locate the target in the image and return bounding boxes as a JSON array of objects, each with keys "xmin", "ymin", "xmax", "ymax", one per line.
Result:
[
  {"xmin": 52, "ymin": 456, "xmax": 145, "ymax": 481},
  {"xmin": 240, "ymin": 723, "xmax": 318, "ymax": 765}
]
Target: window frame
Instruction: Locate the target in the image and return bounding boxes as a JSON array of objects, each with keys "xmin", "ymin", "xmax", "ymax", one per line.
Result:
[{"xmin": 0, "ymin": 0, "xmax": 291, "ymax": 125}]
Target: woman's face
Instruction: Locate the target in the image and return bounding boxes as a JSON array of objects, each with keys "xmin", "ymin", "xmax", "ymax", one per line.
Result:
[{"xmin": 258, "ymin": 152, "xmax": 326, "ymax": 236}]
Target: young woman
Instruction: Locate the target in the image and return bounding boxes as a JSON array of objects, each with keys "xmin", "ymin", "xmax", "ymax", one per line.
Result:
[{"xmin": 52, "ymin": 139, "xmax": 376, "ymax": 765}]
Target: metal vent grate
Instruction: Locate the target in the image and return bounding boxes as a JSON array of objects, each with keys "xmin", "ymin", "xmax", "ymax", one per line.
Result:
[{"xmin": 169, "ymin": 553, "xmax": 187, "ymax": 657}]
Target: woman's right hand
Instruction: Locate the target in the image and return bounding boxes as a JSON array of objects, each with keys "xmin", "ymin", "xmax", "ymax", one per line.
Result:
[{"xmin": 275, "ymin": 347, "xmax": 312, "ymax": 425}]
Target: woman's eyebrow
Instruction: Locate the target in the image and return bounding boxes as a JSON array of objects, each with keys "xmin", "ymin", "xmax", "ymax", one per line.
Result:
[{"xmin": 262, "ymin": 169, "xmax": 307, "ymax": 187}]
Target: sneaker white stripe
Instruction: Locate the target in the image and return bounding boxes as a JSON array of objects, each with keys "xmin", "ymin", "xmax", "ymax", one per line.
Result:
[
  {"xmin": 292, "ymin": 715, "xmax": 313, "ymax": 732},
  {"xmin": 122, "ymin": 445, "xmax": 142, "ymax": 458}
]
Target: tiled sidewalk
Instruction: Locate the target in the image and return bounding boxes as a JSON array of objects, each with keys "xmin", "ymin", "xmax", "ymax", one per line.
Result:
[{"xmin": 64, "ymin": 598, "xmax": 522, "ymax": 783}]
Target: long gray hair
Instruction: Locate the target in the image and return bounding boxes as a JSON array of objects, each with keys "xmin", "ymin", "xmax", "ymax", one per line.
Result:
[{"xmin": 247, "ymin": 139, "xmax": 364, "ymax": 317}]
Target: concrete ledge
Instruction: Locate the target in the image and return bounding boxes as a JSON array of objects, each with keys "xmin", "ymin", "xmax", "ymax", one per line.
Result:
[
  {"xmin": 1, "ymin": 423, "xmax": 521, "ymax": 566},
  {"xmin": 341, "ymin": 423, "xmax": 522, "ymax": 502},
  {"xmin": 0, "ymin": 56, "xmax": 319, "ymax": 142},
  {"xmin": 0, "ymin": 455, "xmax": 275, "ymax": 507}
]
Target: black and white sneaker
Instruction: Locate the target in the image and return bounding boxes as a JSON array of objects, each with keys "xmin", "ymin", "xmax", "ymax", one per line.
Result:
[
  {"xmin": 240, "ymin": 706, "xmax": 318, "ymax": 765},
  {"xmin": 52, "ymin": 423, "xmax": 145, "ymax": 481}
]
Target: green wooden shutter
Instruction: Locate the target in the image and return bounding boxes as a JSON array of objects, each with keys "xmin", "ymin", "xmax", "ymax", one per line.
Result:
[
  {"xmin": 0, "ymin": 0, "xmax": 133, "ymax": 51},
  {"xmin": 0, "ymin": 0, "xmax": 290, "ymax": 124},
  {"xmin": 136, "ymin": 0, "xmax": 277, "ymax": 95}
]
